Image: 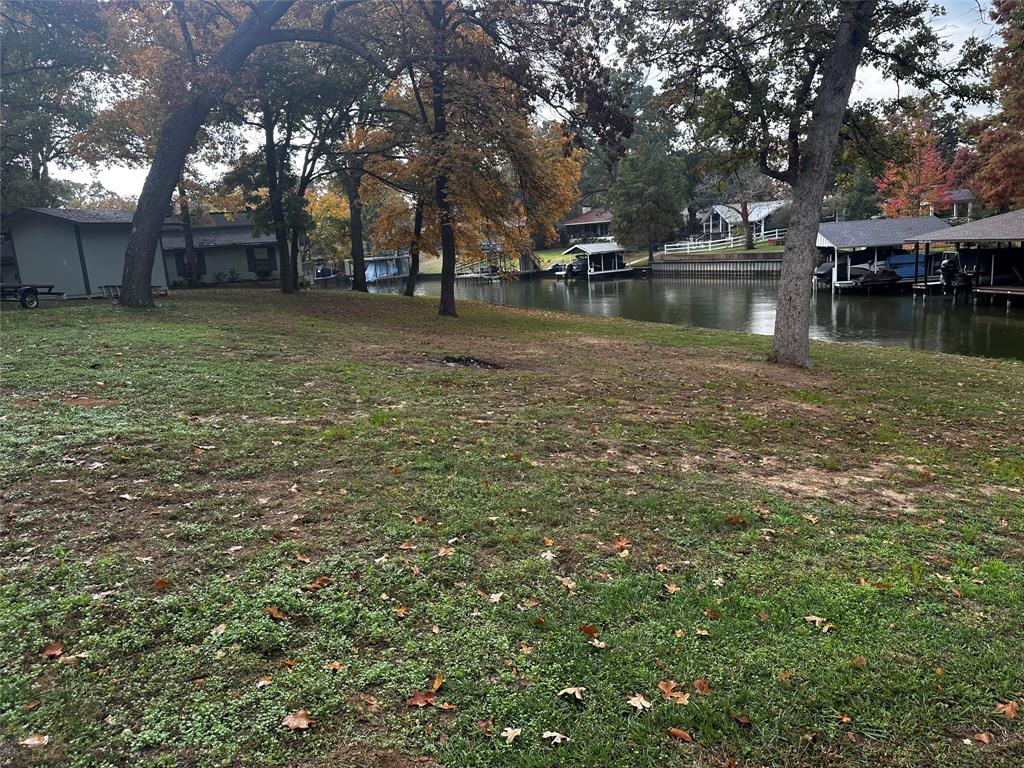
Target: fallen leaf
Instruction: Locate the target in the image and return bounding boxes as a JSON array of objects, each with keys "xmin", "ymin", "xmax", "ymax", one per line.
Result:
[
  {"xmin": 263, "ymin": 606, "xmax": 287, "ymax": 621},
  {"xmin": 996, "ymin": 700, "xmax": 1019, "ymax": 720},
  {"xmin": 304, "ymin": 576, "xmax": 331, "ymax": 591},
  {"xmin": 324, "ymin": 661, "xmax": 342, "ymax": 671},
  {"xmin": 731, "ymin": 713, "xmax": 752, "ymax": 725},
  {"xmin": 851, "ymin": 655, "xmax": 868, "ymax": 668},
  {"xmin": 542, "ymin": 730, "xmax": 569, "ymax": 745},
  {"xmin": 627, "ymin": 693, "xmax": 652, "ymax": 711},
  {"xmin": 398, "ymin": 541, "xmax": 416, "ymax": 550},
  {"xmin": 578, "ymin": 624, "xmax": 599, "ymax": 637},
  {"xmin": 500, "ymin": 726, "xmax": 521, "ymax": 744},
  {"xmin": 972, "ymin": 732, "xmax": 991, "ymax": 744},
  {"xmin": 395, "ymin": 605, "xmax": 410, "ymax": 617},
  {"xmin": 556, "ymin": 576, "xmax": 576, "ymax": 591},
  {"xmin": 667, "ymin": 727, "xmax": 693, "ymax": 742},
  {"xmin": 437, "ymin": 701, "xmax": 457, "ymax": 711},
  {"xmin": 557, "ymin": 686, "xmax": 586, "ymax": 701},
  {"xmin": 437, "ymin": 546, "xmax": 455, "ymax": 557},
  {"xmin": 612, "ymin": 535, "xmax": 631, "ymax": 550},
  {"xmin": 588, "ymin": 638, "xmax": 607, "ymax": 649},
  {"xmin": 673, "ymin": 628, "xmax": 686, "ymax": 637},
  {"xmin": 804, "ymin": 615, "xmax": 834, "ymax": 632},
  {"xmin": 664, "ymin": 583, "xmax": 680, "ymax": 594},
  {"xmin": 406, "ymin": 691, "xmax": 436, "ymax": 707},
  {"xmin": 658, "ymin": 680, "xmax": 691, "ymax": 704},
  {"xmin": 543, "ymin": 537, "xmax": 554, "ymax": 546},
  {"xmin": 656, "ymin": 563, "xmax": 670, "ymax": 573},
  {"xmin": 256, "ymin": 675, "xmax": 272, "ymax": 688},
  {"xmin": 153, "ymin": 578, "xmax": 171, "ymax": 589},
  {"xmin": 20, "ymin": 734, "xmax": 49, "ymax": 747},
  {"xmin": 802, "ymin": 514, "xmax": 819, "ymax": 524},
  {"xmin": 488, "ymin": 592, "xmax": 503, "ymax": 604},
  {"xmin": 296, "ymin": 553, "xmax": 311, "ymax": 563},
  {"xmin": 520, "ymin": 644, "xmax": 533, "ymax": 655},
  {"xmin": 282, "ymin": 709, "xmax": 314, "ymax": 730},
  {"xmin": 41, "ymin": 642, "xmax": 63, "ymax": 659},
  {"xmin": 693, "ymin": 678, "xmax": 711, "ymax": 695},
  {"xmin": 413, "ymin": 515, "xmax": 425, "ymax": 525},
  {"xmin": 210, "ymin": 624, "xmax": 226, "ymax": 636},
  {"xmin": 431, "ymin": 673, "xmax": 444, "ymax": 692}
]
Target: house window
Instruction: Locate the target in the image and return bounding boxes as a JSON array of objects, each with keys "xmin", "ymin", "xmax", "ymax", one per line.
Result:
[{"xmin": 246, "ymin": 246, "xmax": 277, "ymax": 275}]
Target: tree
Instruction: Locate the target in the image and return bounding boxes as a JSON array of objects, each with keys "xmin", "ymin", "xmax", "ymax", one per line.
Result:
[
  {"xmin": 836, "ymin": 166, "xmax": 881, "ymax": 220},
  {"xmin": 875, "ymin": 115, "xmax": 953, "ymax": 217},
  {"xmin": 0, "ymin": 0, "xmax": 110, "ymax": 212},
  {"xmin": 608, "ymin": 140, "xmax": 686, "ymax": 261},
  {"xmin": 627, "ymin": 0, "xmax": 988, "ymax": 367},
  {"xmin": 976, "ymin": 0, "xmax": 1024, "ymax": 208}
]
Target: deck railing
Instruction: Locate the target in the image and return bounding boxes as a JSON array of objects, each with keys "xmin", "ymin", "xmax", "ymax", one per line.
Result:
[{"xmin": 663, "ymin": 228, "xmax": 788, "ymax": 256}]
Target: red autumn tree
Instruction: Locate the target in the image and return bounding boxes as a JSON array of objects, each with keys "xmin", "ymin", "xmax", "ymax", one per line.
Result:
[
  {"xmin": 975, "ymin": 0, "xmax": 1024, "ymax": 208},
  {"xmin": 875, "ymin": 116, "xmax": 953, "ymax": 218}
]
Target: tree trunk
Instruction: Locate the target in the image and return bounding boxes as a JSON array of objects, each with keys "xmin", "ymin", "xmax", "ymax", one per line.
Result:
[
  {"xmin": 648, "ymin": 240, "xmax": 655, "ymax": 264},
  {"xmin": 118, "ymin": 1, "xmax": 295, "ymax": 307},
  {"xmin": 741, "ymin": 201, "xmax": 754, "ymax": 250},
  {"xmin": 769, "ymin": 0, "xmax": 876, "ymax": 367},
  {"xmin": 263, "ymin": 104, "xmax": 295, "ymax": 294},
  {"xmin": 687, "ymin": 203, "xmax": 698, "ymax": 237},
  {"xmin": 431, "ymin": 0, "xmax": 457, "ymax": 317},
  {"xmin": 289, "ymin": 228, "xmax": 301, "ymax": 289},
  {"xmin": 178, "ymin": 183, "xmax": 199, "ymax": 287},
  {"xmin": 404, "ymin": 199, "xmax": 424, "ymax": 297},
  {"xmin": 343, "ymin": 167, "xmax": 367, "ymax": 293}
]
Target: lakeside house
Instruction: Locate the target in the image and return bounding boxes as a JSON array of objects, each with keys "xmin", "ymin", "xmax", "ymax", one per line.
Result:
[
  {"xmin": 0, "ymin": 208, "xmax": 166, "ymax": 298},
  {"xmin": 563, "ymin": 206, "xmax": 612, "ymax": 242},
  {"xmin": 701, "ymin": 200, "xmax": 788, "ymax": 240},
  {"xmin": 919, "ymin": 188, "xmax": 975, "ymax": 224},
  {"xmin": 160, "ymin": 212, "xmax": 282, "ymax": 285},
  {"xmin": 0, "ymin": 208, "xmax": 293, "ymax": 297}
]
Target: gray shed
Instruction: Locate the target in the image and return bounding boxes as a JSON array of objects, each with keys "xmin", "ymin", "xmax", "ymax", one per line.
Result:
[{"xmin": 1, "ymin": 208, "xmax": 167, "ymax": 298}]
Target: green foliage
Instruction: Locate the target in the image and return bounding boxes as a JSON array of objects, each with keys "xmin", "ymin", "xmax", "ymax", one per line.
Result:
[{"xmin": 608, "ymin": 141, "xmax": 687, "ymax": 253}]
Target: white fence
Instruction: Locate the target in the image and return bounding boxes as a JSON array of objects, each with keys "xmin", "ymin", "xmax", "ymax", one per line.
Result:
[{"xmin": 663, "ymin": 228, "xmax": 787, "ymax": 256}]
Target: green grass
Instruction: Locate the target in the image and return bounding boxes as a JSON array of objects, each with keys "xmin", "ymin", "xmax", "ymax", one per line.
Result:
[{"xmin": 1, "ymin": 289, "xmax": 1021, "ymax": 768}]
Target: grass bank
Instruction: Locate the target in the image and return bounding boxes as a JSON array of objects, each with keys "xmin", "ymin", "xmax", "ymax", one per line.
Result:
[{"xmin": 1, "ymin": 290, "xmax": 1021, "ymax": 768}]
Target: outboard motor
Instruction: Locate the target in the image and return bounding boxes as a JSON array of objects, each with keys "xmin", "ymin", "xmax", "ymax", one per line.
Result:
[{"xmin": 939, "ymin": 255, "xmax": 959, "ymax": 288}]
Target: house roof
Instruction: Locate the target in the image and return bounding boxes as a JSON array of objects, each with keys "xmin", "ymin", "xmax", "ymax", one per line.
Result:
[
  {"xmin": 161, "ymin": 225, "xmax": 277, "ymax": 251},
  {"xmin": 817, "ymin": 216, "xmax": 949, "ymax": 249},
  {"xmin": 3, "ymin": 207, "xmax": 139, "ymax": 225},
  {"xmin": 564, "ymin": 208, "xmax": 612, "ymax": 227},
  {"xmin": 704, "ymin": 200, "xmax": 788, "ymax": 225},
  {"xmin": 908, "ymin": 208, "xmax": 1024, "ymax": 244},
  {"xmin": 562, "ymin": 241, "xmax": 624, "ymax": 256}
]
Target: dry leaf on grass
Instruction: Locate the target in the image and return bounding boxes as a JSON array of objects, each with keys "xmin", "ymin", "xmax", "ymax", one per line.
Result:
[
  {"xmin": 500, "ymin": 726, "xmax": 521, "ymax": 744},
  {"xmin": 557, "ymin": 686, "xmax": 586, "ymax": 701},
  {"xmin": 996, "ymin": 700, "xmax": 1019, "ymax": 720},
  {"xmin": 542, "ymin": 730, "xmax": 569, "ymax": 745},
  {"xmin": 406, "ymin": 691, "xmax": 436, "ymax": 707},
  {"xmin": 255, "ymin": 675, "xmax": 272, "ymax": 688},
  {"xmin": 667, "ymin": 727, "xmax": 693, "ymax": 742},
  {"xmin": 41, "ymin": 642, "xmax": 63, "ymax": 659},
  {"xmin": 627, "ymin": 693, "xmax": 652, "ymax": 711},
  {"xmin": 263, "ymin": 606, "xmax": 287, "ymax": 621},
  {"xmin": 282, "ymin": 709, "xmax": 314, "ymax": 730}
]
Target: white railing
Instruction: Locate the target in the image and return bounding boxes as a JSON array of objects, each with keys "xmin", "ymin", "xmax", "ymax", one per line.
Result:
[{"xmin": 663, "ymin": 228, "xmax": 788, "ymax": 256}]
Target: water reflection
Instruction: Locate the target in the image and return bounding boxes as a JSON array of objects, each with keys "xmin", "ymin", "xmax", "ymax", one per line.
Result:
[{"xmin": 373, "ymin": 276, "xmax": 1023, "ymax": 360}]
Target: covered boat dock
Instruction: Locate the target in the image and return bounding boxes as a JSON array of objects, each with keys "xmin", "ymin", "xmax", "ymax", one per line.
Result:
[
  {"xmin": 816, "ymin": 216, "xmax": 950, "ymax": 292},
  {"xmin": 906, "ymin": 209, "xmax": 1024, "ymax": 303}
]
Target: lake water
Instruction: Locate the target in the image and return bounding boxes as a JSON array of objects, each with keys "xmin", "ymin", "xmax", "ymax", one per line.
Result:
[{"xmin": 376, "ymin": 276, "xmax": 1024, "ymax": 360}]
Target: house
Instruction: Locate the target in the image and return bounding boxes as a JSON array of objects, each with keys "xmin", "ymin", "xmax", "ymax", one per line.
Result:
[
  {"xmin": 701, "ymin": 200, "xmax": 788, "ymax": 240},
  {"xmin": 0, "ymin": 208, "xmax": 167, "ymax": 298},
  {"xmin": 563, "ymin": 207, "xmax": 612, "ymax": 242},
  {"xmin": 160, "ymin": 212, "xmax": 283, "ymax": 285}
]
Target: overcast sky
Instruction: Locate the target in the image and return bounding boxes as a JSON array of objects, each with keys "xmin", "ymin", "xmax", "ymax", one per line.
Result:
[{"xmin": 54, "ymin": 0, "xmax": 997, "ymax": 199}]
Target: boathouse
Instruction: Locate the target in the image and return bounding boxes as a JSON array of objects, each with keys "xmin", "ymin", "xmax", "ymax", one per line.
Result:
[
  {"xmin": 562, "ymin": 241, "xmax": 630, "ymax": 279},
  {"xmin": 817, "ymin": 216, "xmax": 949, "ymax": 287},
  {"xmin": 906, "ymin": 208, "xmax": 1024, "ymax": 300}
]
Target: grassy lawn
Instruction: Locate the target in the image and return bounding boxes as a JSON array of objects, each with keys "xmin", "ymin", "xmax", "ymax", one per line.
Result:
[{"xmin": 1, "ymin": 289, "xmax": 1022, "ymax": 768}]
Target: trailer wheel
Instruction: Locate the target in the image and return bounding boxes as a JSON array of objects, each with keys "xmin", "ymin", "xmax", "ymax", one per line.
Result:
[{"xmin": 19, "ymin": 288, "xmax": 39, "ymax": 309}]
